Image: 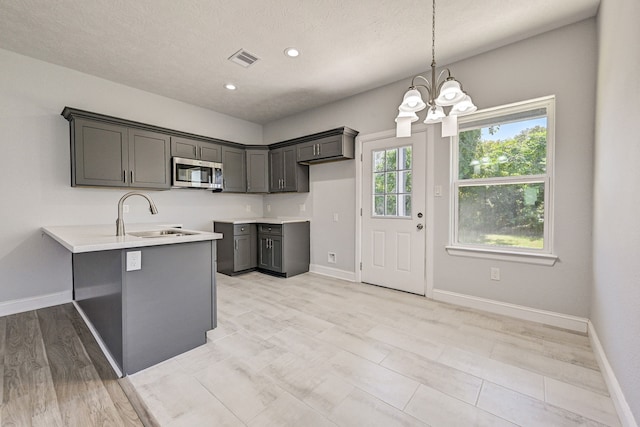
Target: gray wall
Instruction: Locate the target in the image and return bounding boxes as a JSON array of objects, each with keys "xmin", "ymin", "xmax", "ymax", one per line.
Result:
[
  {"xmin": 0, "ymin": 48, "xmax": 265, "ymax": 304},
  {"xmin": 264, "ymin": 19, "xmax": 597, "ymax": 317},
  {"xmin": 592, "ymin": 0, "xmax": 640, "ymax": 421}
]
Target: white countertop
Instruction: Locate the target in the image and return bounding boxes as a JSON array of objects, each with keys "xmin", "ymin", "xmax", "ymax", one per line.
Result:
[
  {"xmin": 214, "ymin": 217, "xmax": 310, "ymax": 225},
  {"xmin": 42, "ymin": 223, "xmax": 223, "ymax": 253}
]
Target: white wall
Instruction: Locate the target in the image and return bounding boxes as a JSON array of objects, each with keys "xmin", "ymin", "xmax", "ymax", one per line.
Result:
[
  {"xmin": 592, "ymin": 0, "xmax": 640, "ymax": 422},
  {"xmin": 0, "ymin": 48, "xmax": 264, "ymax": 305},
  {"xmin": 264, "ymin": 19, "xmax": 597, "ymax": 317}
]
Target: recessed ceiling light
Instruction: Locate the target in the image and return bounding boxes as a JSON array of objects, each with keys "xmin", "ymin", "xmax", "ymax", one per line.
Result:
[
  {"xmin": 224, "ymin": 83, "xmax": 237, "ymax": 90},
  {"xmin": 284, "ymin": 47, "xmax": 300, "ymax": 58}
]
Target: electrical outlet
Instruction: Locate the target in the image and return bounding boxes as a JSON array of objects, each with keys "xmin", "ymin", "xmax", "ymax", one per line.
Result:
[
  {"xmin": 333, "ymin": 213, "xmax": 339, "ymax": 222},
  {"xmin": 490, "ymin": 267, "xmax": 500, "ymax": 281},
  {"xmin": 434, "ymin": 185, "xmax": 442, "ymax": 197},
  {"xmin": 126, "ymin": 251, "xmax": 142, "ymax": 271},
  {"xmin": 299, "ymin": 204, "xmax": 306, "ymax": 212},
  {"xmin": 328, "ymin": 252, "xmax": 337, "ymax": 264},
  {"xmin": 267, "ymin": 204, "xmax": 271, "ymax": 212},
  {"xmin": 245, "ymin": 205, "xmax": 251, "ymax": 212},
  {"xmin": 123, "ymin": 204, "xmax": 130, "ymax": 213}
]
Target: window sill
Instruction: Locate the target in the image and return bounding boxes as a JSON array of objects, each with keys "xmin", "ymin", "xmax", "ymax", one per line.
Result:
[{"xmin": 445, "ymin": 246, "xmax": 558, "ymax": 266}]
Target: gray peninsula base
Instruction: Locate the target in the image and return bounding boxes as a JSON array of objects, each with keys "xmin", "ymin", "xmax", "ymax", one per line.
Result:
[{"xmin": 73, "ymin": 240, "xmax": 216, "ymax": 375}]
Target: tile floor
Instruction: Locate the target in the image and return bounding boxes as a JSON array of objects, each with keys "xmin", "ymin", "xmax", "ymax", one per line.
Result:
[{"xmin": 129, "ymin": 272, "xmax": 621, "ymax": 426}]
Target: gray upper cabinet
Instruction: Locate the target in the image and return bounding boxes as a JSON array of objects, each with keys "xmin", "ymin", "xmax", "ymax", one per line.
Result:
[
  {"xmin": 296, "ymin": 127, "xmax": 358, "ymax": 164},
  {"xmin": 63, "ymin": 107, "xmax": 358, "ymax": 194},
  {"xmin": 71, "ymin": 118, "xmax": 170, "ymax": 189},
  {"xmin": 269, "ymin": 146, "xmax": 309, "ymax": 193},
  {"xmin": 128, "ymin": 128, "xmax": 171, "ymax": 189},
  {"xmin": 246, "ymin": 148, "xmax": 269, "ymax": 193},
  {"xmin": 72, "ymin": 119, "xmax": 129, "ymax": 187},
  {"xmin": 221, "ymin": 146, "xmax": 246, "ymax": 192},
  {"xmin": 171, "ymin": 136, "xmax": 222, "ymax": 162}
]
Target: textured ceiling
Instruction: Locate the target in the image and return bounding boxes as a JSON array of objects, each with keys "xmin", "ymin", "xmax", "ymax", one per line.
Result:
[{"xmin": 0, "ymin": 0, "xmax": 599, "ymax": 124}]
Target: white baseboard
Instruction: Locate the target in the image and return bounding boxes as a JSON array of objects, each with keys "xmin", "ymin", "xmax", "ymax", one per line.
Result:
[
  {"xmin": 0, "ymin": 290, "xmax": 72, "ymax": 317},
  {"xmin": 309, "ymin": 264, "xmax": 356, "ymax": 282},
  {"xmin": 73, "ymin": 301, "xmax": 123, "ymax": 378},
  {"xmin": 432, "ymin": 289, "xmax": 588, "ymax": 333},
  {"xmin": 588, "ymin": 321, "xmax": 638, "ymax": 427}
]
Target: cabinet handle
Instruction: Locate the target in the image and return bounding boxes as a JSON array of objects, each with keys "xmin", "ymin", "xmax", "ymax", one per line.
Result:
[
  {"xmin": 234, "ymin": 240, "xmax": 238, "ymax": 251},
  {"xmin": 197, "ymin": 146, "xmax": 201, "ymax": 159},
  {"xmin": 317, "ymin": 143, "xmax": 321, "ymax": 156},
  {"xmin": 123, "ymin": 170, "xmax": 126, "ymax": 183},
  {"xmin": 130, "ymin": 170, "xmax": 134, "ymax": 183}
]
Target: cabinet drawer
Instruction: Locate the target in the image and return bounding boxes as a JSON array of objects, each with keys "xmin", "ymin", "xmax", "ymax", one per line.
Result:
[
  {"xmin": 234, "ymin": 224, "xmax": 252, "ymax": 236},
  {"xmin": 258, "ymin": 224, "xmax": 282, "ymax": 235}
]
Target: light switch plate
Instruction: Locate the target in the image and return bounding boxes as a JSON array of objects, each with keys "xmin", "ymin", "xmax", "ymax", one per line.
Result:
[{"xmin": 127, "ymin": 251, "xmax": 142, "ymax": 271}]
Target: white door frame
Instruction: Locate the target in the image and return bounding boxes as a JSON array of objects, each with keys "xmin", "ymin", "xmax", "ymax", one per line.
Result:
[{"xmin": 355, "ymin": 124, "xmax": 435, "ymax": 298}]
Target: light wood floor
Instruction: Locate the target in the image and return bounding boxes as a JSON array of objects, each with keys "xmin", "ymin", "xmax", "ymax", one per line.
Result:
[
  {"xmin": 0, "ymin": 303, "xmax": 146, "ymax": 427},
  {"xmin": 129, "ymin": 272, "xmax": 621, "ymax": 427}
]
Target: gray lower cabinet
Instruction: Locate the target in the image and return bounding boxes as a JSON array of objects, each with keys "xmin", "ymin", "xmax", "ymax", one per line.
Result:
[
  {"xmin": 258, "ymin": 222, "xmax": 310, "ymax": 277},
  {"xmin": 215, "ymin": 223, "xmax": 257, "ymax": 275},
  {"xmin": 73, "ymin": 241, "xmax": 216, "ymax": 375},
  {"xmin": 246, "ymin": 148, "xmax": 269, "ymax": 193},
  {"xmin": 269, "ymin": 146, "xmax": 309, "ymax": 193},
  {"xmin": 171, "ymin": 136, "xmax": 222, "ymax": 162},
  {"xmin": 221, "ymin": 146, "xmax": 246, "ymax": 192},
  {"xmin": 71, "ymin": 118, "xmax": 171, "ymax": 189}
]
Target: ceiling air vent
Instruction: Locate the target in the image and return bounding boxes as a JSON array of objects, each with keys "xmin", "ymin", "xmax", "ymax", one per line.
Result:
[{"xmin": 228, "ymin": 49, "xmax": 259, "ymax": 68}]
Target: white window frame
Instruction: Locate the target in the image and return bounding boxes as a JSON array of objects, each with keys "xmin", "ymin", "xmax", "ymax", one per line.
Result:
[{"xmin": 446, "ymin": 96, "xmax": 558, "ymax": 266}]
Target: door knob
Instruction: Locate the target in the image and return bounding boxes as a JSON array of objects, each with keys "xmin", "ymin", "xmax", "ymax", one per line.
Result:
[{"xmin": 416, "ymin": 223, "xmax": 424, "ymax": 230}]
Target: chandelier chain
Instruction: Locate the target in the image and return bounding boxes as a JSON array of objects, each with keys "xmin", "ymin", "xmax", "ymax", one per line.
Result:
[{"xmin": 432, "ymin": 0, "xmax": 436, "ymax": 65}]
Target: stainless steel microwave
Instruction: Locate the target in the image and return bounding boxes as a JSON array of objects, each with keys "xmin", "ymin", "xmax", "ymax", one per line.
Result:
[{"xmin": 172, "ymin": 157, "xmax": 223, "ymax": 191}]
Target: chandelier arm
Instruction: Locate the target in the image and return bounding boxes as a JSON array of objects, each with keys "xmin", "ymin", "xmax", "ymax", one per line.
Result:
[
  {"xmin": 436, "ymin": 68, "xmax": 451, "ymax": 84},
  {"xmin": 411, "ymin": 75, "xmax": 432, "ymax": 91}
]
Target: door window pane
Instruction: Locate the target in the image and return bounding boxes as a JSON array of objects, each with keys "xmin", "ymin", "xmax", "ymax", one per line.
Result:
[
  {"xmin": 374, "ymin": 173, "xmax": 385, "ymax": 194},
  {"xmin": 372, "ymin": 146, "xmax": 412, "ymax": 218}
]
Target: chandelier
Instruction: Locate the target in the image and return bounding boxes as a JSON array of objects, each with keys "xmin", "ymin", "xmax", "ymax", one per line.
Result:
[{"xmin": 395, "ymin": 0, "xmax": 477, "ymax": 138}]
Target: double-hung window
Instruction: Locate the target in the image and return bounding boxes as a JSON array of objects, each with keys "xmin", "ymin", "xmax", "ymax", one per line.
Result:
[{"xmin": 449, "ymin": 96, "xmax": 555, "ymax": 262}]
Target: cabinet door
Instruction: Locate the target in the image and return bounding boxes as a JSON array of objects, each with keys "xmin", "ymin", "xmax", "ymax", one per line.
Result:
[
  {"xmin": 246, "ymin": 149, "xmax": 269, "ymax": 193},
  {"xmin": 221, "ymin": 146, "xmax": 246, "ymax": 192},
  {"xmin": 316, "ymin": 135, "xmax": 344, "ymax": 158},
  {"xmin": 234, "ymin": 235, "xmax": 252, "ymax": 271},
  {"xmin": 73, "ymin": 119, "xmax": 128, "ymax": 187},
  {"xmin": 269, "ymin": 149, "xmax": 284, "ymax": 192},
  {"xmin": 199, "ymin": 141, "xmax": 222, "ymax": 162},
  {"xmin": 297, "ymin": 141, "xmax": 316, "ymax": 163},
  {"xmin": 128, "ymin": 129, "xmax": 171, "ymax": 189},
  {"xmin": 170, "ymin": 137, "xmax": 198, "ymax": 159},
  {"xmin": 270, "ymin": 236, "xmax": 283, "ymax": 273},
  {"xmin": 281, "ymin": 146, "xmax": 299, "ymax": 192},
  {"xmin": 258, "ymin": 236, "xmax": 271, "ymax": 269}
]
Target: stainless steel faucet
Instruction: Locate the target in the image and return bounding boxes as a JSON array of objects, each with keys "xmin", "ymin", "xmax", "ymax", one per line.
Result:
[{"xmin": 116, "ymin": 192, "xmax": 159, "ymax": 236}]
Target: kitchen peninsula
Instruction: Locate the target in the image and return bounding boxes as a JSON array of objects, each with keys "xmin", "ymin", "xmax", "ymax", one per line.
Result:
[{"xmin": 42, "ymin": 223, "xmax": 222, "ymax": 376}]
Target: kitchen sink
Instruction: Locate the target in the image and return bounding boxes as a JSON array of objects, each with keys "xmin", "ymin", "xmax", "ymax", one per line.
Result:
[{"xmin": 128, "ymin": 229, "xmax": 199, "ymax": 238}]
